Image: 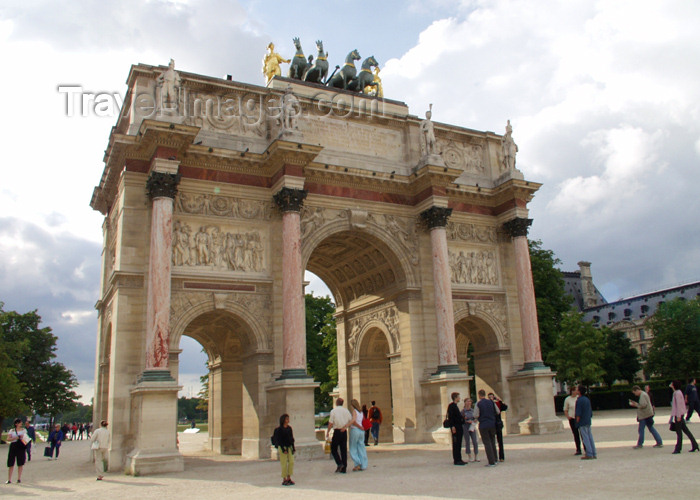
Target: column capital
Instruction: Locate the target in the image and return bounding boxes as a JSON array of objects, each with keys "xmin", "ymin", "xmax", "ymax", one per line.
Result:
[
  {"xmin": 420, "ymin": 206, "xmax": 452, "ymax": 229},
  {"xmin": 273, "ymin": 187, "xmax": 308, "ymax": 213},
  {"xmin": 503, "ymin": 217, "xmax": 532, "ymax": 238},
  {"xmin": 146, "ymin": 171, "xmax": 181, "ymax": 200}
]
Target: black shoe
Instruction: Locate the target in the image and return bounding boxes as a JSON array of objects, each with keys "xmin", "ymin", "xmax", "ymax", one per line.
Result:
[
  {"xmin": 287, "ymin": 479, "xmax": 295, "ymax": 485},
  {"xmin": 339, "ymin": 467, "xmax": 346, "ymax": 473},
  {"xmin": 282, "ymin": 479, "xmax": 289, "ymax": 486},
  {"xmin": 574, "ymin": 451, "xmax": 582, "ymax": 455},
  {"xmin": 334, "ymin": 466, "xmax": 341, "ymax": 473},
  {"xmin": 672, "ymin": 450, "xmax": 681, "ymax": 454},
  {"xmin": 5, "ymin": 481, "xmax": 10, "ymax": 484},
  {"xmin": 689, "ymin": 448, "xmax": 699, "ymax": 453},
  {"xmin": 454, "ymin": 461, "xmax": 467, "ymax": 465}
]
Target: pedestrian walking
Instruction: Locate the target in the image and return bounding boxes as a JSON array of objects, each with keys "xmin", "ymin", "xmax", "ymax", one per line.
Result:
[
  {"xmin": 489, "ymin": 393, "xmax": 507, "ymax": 461},
  {"xmin": 349, "ymin": 399, "xmax": 368, "ymax": 471},
  {"xmin": 6, "ymin": 419, "xmax": 28, "ymax": 484},
  {"xmin": 461, "ymin": 397, "xmax": 479, "ymax": 462},
  {"xmin": 78, "ymin": 423, "xmax": 85, "ymax": 440},
  {"xmin": 685, "ymin": 378, "xmax": 700, "ymax": 421},
  {"xmin": 24, "ymin": 420, "xmax": 36, "ymax": 461},
  {"xmin": 362, "ymin": 404, "xmax": 370, "ymax": 446},
  {"xmin": 48, "ymin": 424, "xmax": 64, "ymax": 460},
  {"xmin": 272, "ymin": 414, "xmax": 295, "ymax": 486},
  {"xmin": 670, "ymin": 380, "xmax": 699, "ymax": 454},
  {"xmin": 563, "ymin": 386, "xmax": 583, "ymax": 455},
  {"xmin": 368, "ymin": 401, "xmax": 382, "ymax": 446},
  {"xmin": 629, "ymin": 385, "xmax": 663, "ymax": 449},
  {"xmin": 446, "ymin": 392, "xmax": 466, "ymax": 465},
  {"xmin": 475, "ymin": 390, "xmax": 499, "ymax": 467},
  {"xmin": 90, "ymin": 420, "xmax": 111, "ymax": 480},
  {"xmin": 327, "ymin": 397, "xmax": 353, "ymax": 473},
  {"xmin": 576, "ymin": 385, "xmax": 597, "ymax": 460}
]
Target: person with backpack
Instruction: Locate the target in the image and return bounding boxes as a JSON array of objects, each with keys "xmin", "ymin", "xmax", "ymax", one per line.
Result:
[
  {"xmin": 272, "ymin": 414, "xmax": 295, "ymax": 486},
  {"xmin": 368, "ymin": 401, "xmax": 383, "ymax": 446}
]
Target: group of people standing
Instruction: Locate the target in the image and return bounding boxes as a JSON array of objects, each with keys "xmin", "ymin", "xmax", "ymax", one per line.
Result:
[{"xmin": 446, "ymin": 390, "xmax": 507, "ymax": 467}]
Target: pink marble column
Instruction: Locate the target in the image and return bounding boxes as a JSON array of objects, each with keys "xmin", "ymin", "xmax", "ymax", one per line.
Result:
[
  {"xmin": 273, "ymin": 187, "xmax": 309, "ymax": 378},
  {"xmin": 421, "ymin": 207, "xmax": 460, "ymax": 373},
  {"xmin": 143, "ymin": 171, "xmax": 180, "ymax": 380},
  {"xmin": 504, "ymin": 217, "xmax": 544, "ymax": 369}
]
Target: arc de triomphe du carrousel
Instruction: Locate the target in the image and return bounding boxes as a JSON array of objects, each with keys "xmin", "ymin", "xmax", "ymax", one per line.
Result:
[{"xmin": 90, "ymin": 47, "xmax": 562, "ymax": 475}]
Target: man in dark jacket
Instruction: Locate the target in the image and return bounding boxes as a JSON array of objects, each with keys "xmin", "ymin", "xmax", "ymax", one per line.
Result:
[
  {"xmin": 575, "ymin": 385, "xmax": 597, "ymax": 459},
  {"xmin": 447, "ymin": 392, "xmax": 467, "ymax": 465},
  {"xmin": 24, "ymin": 420, "xmax": 36, "ymax": 461},
  {"xmin": 489, "ymin": 393, "xmax": 508, "ymax": 461},
  {"xmin": 475, "ymin": 389, "xmax": 500, "ymax": 466}
]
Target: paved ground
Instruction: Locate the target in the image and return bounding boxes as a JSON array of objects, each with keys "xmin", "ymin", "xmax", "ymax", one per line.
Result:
[{"xmin": 3, "ymin": 409, "xmax": 699, "ymax": 499}]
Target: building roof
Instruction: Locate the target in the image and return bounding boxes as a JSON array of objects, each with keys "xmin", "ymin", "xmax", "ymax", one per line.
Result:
[
  {"xmin": 580, "ymin": 281, "xmax": 700, "ymax": 326},
  {"xmin": 562, "ymin": 270, "xmax": 607, "ymax": 311}
]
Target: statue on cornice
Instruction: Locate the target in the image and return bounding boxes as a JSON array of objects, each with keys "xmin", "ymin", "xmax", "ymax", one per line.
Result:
[
  {"xmin": 156, "ymin": 59, "xmax": 181, "ymax": 111},
  {"xmin": 420, "ymin": 104, "xmax": 437, "ymax": 156},
  {"xmin": 501, "ymin": 119, "xmax": 518, "ymax": 171},
  {"xmin": 280, "ymin": 85, "xmax": 300, "ymax": 132},
  {"xmin": 262, "ymin": 42, "xmax": 290, "ymax": 85}
]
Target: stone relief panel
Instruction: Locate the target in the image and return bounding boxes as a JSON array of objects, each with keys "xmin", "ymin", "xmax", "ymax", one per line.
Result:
[
  {"xmin": 437, "ymin": 139, "xmax": 485, "ymax": 174},
  {"xmin": 346, "ymin": 305, "xmax": 400, "ymax": 362},
  {"xmin": 182, "ymin": 91, "xmax": 267, "ymax": 138},
  {"xmin": 449, "ymin": 249, "xmax": 498, "ymax": 286},
  {"xmin": 344, "ymin": 210, "xmax": 420, "ymax": 267},
  {"xmin": 176, "ymin": 191, "xmax": 272, "ymax": 220},
  {"xmin": 446, "ymin": 222, "xmax": 497, "ymax": 244},
  {"xmin": 173, "ymin": 220, "xmax": 265, "ymax": 272}
]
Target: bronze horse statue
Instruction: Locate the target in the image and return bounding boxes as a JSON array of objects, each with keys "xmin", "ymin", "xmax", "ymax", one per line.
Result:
[
  {"xmin": 348, "ymin": 55, "xmax": 379, "ymax": 93},
  {"xmin": 288, "ymin": 37, "xmax": 308, "ymax": 80},
  {"xmin": 327, "ymin": 49, "xmax": 361, "ymax": 89},
  {"xmin": 303, "ymin": 40, "xmax": 329, "ymax": 84}
]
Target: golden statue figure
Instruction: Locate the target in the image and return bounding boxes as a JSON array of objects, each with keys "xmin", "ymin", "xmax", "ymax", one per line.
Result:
[
  {"xmin": 363, "ymin": 66, "xmax": 384, "ymax": 97},
  {"xmin": 262, "ymin": 42, "xmax": 290, "ymax": 85}
]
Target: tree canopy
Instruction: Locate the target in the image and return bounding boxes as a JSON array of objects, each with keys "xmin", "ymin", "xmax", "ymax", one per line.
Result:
[
  {"xmin": 529, "ymin": 239, "xmax": 574, "ymax": 369},
  {"xmin": 600, "ymin": 326, "xmax": 641, "ymax": 386},
  {"xmin": 305, "ymin": 294, "xmax": 337, "ymax": 412},
  {"xmin": 0, "ymin": 303, "xmax": 79, "ymax": 423},
  {"xmin": 645, "ymin": 297, "xmax": 700, "ymax": 379},
  {"xmin": 546, "ymin": 311, "xmax": 606, "ymax": 386}
]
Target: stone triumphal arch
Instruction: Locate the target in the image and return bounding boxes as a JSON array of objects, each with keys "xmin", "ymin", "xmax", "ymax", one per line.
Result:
[{"xmin": 91, "ymin": 60, "xmax": 561, "ymax": 475}]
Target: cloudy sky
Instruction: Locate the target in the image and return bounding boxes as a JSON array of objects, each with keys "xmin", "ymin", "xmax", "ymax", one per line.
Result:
[{"xmin": 1, "ymin": 0, "xmax": 699, "ymax": 402}]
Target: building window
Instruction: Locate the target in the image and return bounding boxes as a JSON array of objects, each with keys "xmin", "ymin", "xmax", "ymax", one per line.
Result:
[
  {"xmin": 639, "ymin": 328, "xmax": 645, "ymax": 340},
  {"xmin": 640, "ymin": 344, "xmax": 648, "ymax": 357},
  {"xmin": 593, "ymin": 315, "xmax": 600, "ymax": 324},
  {"xmin": 641, "ymin": 305, "xmax": 649, "ymax": 314},
  {"xmin": 608, "ymin": 312, "xmax": 616, "ymax": 321},
  {"xmin": 624, "ymin": 308, "xmax": 632, "ymax": 318}
]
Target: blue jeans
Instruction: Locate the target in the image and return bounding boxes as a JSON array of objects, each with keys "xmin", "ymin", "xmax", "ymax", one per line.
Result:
[
  {"xmin": 637, "ymin": 417, "xmax": 662, "ymax": 446},
  {"xmin": 578, "ymin": 425, "xmax": 596, "ymax": 458},
  {"xmin": 349, "ymin": 427, "xmax": 368, "ymax": 470},
  {"xmin": 370, "ymin": 422, "xmax": 380, "ymax": 442}
]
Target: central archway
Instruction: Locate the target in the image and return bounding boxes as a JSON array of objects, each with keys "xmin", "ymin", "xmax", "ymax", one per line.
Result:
[{"xmin": 172, "ymin": 308, "xmax": 261, "ymax": 456}]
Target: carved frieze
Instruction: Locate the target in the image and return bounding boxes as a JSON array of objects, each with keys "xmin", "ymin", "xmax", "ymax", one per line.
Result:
[
  {"xmin": 347, "ymin": 305, "xmax": 400, "ymax": 361},
  {"xmin": 446, "ymin": 222, "xmax": 497, "ymax": 243},
  {"xmin": 449, "ymin": 250, "xmax": 498, "ymax": 286},
  {"xmin": 438, "ymin": 139, "xmax": 485, "ymax": 174},
  {"xmin": 172, "ymin": 221, "xmax": 265, "ymax": 272},
  {"xmin": 175, "ymin": 191, "xmax": 272, "ymax": 220},
  {"xmin": 300, "ymin": 206, "xmax": 326, "ymax": 239}
]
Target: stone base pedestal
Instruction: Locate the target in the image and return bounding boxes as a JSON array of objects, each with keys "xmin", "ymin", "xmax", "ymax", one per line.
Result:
[
  {"xmin": 420, "ymin": 370, "xmax": 471, "ymax": 443},
  {"xmin": 507, "ymin": 367, "xmax": 564, "ymax": 435},
  {"xmin": 125, "ymin": 378, "xmax": 183, "ymax": 476},
  {"xmin": 266, "ymin": 377, "xmax": 324, "ymax": 460}
]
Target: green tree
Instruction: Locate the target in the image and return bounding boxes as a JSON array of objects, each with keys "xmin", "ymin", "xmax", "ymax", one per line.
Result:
[
  {"xmin": 320, "ymin": 312, "xmax": 338, "ymax": 399},
  {"xmin": 600, "ymin": 327, "xmax": 641, "ymax": 386},
  {"xmin": 196, "ymin": 347, "xmax": 209, "ymax": 413},
  {"xmin": 529, "ymin": 240, "xmax": 573, "ymax": 368},
  {"xmin": 0, "ymin": 345, "xmax": 26, "ymax": 428},
  {"xmin": 547, "ymin": 311, "xmax": 606, "ymax": 386},
  {"xmin": 305, "ymin": 294, "xmax": 336, "ymax": 412},
  {"xmin": 0, "ymin": 303, "xmax": 79, "ymax": 419},
  {"xmin": 645, "ymin": 297, "xmax": 700, "ymax": 379}
]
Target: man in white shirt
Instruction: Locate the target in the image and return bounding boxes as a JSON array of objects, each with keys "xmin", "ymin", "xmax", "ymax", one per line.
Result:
[
  {"xmin": 326, "ymin": 398, "xmax": 353, "ymax": 473},
  {"xmin": 90, "ymin": 420, "xmax": 111, "ymax": 480},
  {"xmin": 563, "ymin": 386, "xmax": 582, "ymax": 455}
]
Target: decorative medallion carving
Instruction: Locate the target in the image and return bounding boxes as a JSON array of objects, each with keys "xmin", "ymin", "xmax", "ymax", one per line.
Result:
[
  {"xmin": 347, "ymin": 305, "xmax": 400, "ymax": 361},
  {"xmin": 420, "ymin": 206, "xmax": 452, "ymax": 229},
  {"xmin": 175, "ymin": 191, "xmax": 272, "ymax": 220},
  {"xmin": 172, "ymin": 221, "xmax": 265, "ymax": 272},
  {"xmin": 438, "ymin": 139, "xmax": 485, "ymax": 173},
  {"xmin": 146, "ymin": 171, "xmax": 181, "ymax": 200},
  {"xmin": 449, "ymin": 250, "xmax": 498, "ymax": 285},
  {"xmin": 273, "ymin": 187, "xmax": 307, "ymax": 213},
  {"xmin": 446, "ymin": 222, "xmax": 497, "ymax": 243},
  {"xmin": 503, "ymin": 217, "xmax": 532, "ymax": 238}
]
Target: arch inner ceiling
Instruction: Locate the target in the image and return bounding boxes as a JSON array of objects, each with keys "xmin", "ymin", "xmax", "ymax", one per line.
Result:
[
  {"xmin": 182, "ymin": 310, "xmax": 252, "ymax": 361},
  {"xmin": 306, "ymin": 230, "xmax": 405, "ymax": 307}
]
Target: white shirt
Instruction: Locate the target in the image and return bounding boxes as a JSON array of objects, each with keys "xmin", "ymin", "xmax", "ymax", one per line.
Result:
[
  {"xmin": 563, "ymin": 395, "xmax": 578, "ymax": 419},
  {"xmin": 91, "ymin": 426, "xmax": 111, "ymax": 450},
  {"xmin": 329, "ymin": 406, "xmax": 353, "ymax": 429}
]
